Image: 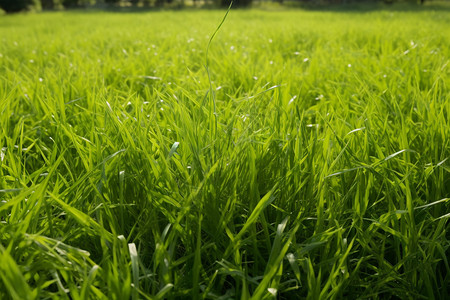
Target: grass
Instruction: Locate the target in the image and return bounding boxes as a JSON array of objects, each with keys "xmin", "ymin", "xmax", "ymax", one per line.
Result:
[{"xmin": 0, "ymin": 4, "xmax": 449, "ymax": 299}]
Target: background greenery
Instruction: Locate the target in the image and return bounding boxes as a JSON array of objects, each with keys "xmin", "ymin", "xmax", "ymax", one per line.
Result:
[
  {"xmin": 0, "ymin": 4, "xmax": 449, "ymax": 299},
  {"xmin": 0, "ymin": 0, "xmax": 433, "ymax": 13}
]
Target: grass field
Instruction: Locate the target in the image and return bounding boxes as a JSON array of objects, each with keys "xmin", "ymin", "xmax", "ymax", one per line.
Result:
[{"xmin": 0, "ymin": 4, "xmax": 449, "ymax": 299}]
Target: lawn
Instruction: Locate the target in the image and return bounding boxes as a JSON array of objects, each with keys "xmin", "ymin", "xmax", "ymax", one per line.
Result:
[{"xmin": 0, "ymin": 5, "xmax": 449, "ymax": 299}]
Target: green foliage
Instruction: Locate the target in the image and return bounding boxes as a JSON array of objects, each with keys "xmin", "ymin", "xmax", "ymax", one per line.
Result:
[
  {"xmin": 219, "ymin": 0, "xmax": 252, "ymax": 8},
  {"xmin": 41, "ymin": 0, "xmax": 56, "ymax": 9},
  {"xmin": 0, "ymin": 0, "xmax": 435, "ymax": 13},
  {"xmin": 60, "ymin": 0, "xmax": 76, "ymax": 7},
  {"xmin": 0, "ymin": 7, "xmax": 449, "ymax": 299},
  {"xmin": 60, "ymin": 0, "xmax": 95, "ymax": 7},
  {"xmin": 0, "ymin": 0, "xmax": 41, "ymax": 12}
]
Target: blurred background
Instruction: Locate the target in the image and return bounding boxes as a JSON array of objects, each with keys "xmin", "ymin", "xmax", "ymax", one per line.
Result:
[{"xmin": 0, "ymin": 0, "xmax": 443, "ymax": 14}]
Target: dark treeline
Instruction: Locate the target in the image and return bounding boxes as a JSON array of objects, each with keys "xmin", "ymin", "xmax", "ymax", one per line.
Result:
[{"xmin": 0, "ymin": 0, "xmax": 428, "ymax": 13}]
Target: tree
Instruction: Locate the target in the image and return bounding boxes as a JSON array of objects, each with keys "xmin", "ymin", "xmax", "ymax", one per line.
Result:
[
  {"xmin": 62, "ymin": 0, "xmax": 78, "ymax": 7},
  {"xmin": 61, "ymin": 0, "xmax": 95, "ymax": 7},
  {"xmin": 219, "ymin": 0, "xmax": 251, "ymax": 7},
  {"xmin": 0, "ymin": 0, "xmax": 41, "ymax": 12},
  {"xmin": 41, "ymin": 0, "xmax": 63, "ymax": 9}
]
